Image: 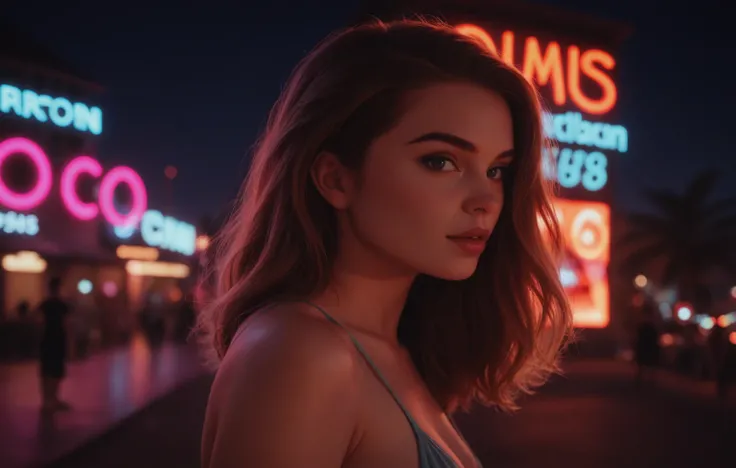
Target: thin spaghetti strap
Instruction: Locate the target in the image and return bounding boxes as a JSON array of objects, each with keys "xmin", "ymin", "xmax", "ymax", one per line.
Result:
[{"xmin": 302, "ymin": 300, "xmax": 420, "ymax": 426}]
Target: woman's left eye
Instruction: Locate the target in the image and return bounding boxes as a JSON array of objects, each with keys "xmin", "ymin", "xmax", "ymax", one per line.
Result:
[
  {"xmin": 419, "ymin": 154, "xmax": 459, "ymax": 172},
  {"xmin": 487, "ymin": 166, "xmax": 508, "ymax": 180}
]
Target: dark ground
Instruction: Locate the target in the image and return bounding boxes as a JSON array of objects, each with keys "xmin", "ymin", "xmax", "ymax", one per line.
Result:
[{"xmin": 49, "ymin": 360, "xmax": 734, "ymax": 468}]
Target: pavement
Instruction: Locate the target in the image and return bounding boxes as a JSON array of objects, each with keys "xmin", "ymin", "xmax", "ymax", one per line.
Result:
[
  {"xmin": 38, "ymin": 356, "xmax": 735, "ymax": 468},
  {"xmin": 457, "ymin": 360, "xmax": 734, "ymax": 468},
  {"xmin": 0, "ymin": 335, "xmax": 207, "ymax": 468}
]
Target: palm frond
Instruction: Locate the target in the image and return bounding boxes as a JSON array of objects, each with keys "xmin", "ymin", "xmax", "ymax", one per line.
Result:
[
  {"xmin": 642, "ymin": 190, "xmax": 682, "ymax": 218},
  {"xmin": 705, "ymin": 197, "xmax": 736, "ymax": 224},
  {"xmin": 685, "ymin": 170, "xmax": 718, "ymax": 203},
  {"xmin": 709, "ymin": 216, "xmax": 736, "ymax": 234},
  {"xmin": 619, "ymin": 171, "xmax": 734, "ymax": 296},
  {"xmin": 627, "ymin": 212, "xmax": 671, "ymax": 233}
]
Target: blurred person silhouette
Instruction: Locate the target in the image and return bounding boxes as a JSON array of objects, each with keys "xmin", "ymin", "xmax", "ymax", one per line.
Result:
[
  {"xmin": 139, "ymin": 294, "xmax": 166, "ymax": 348},
  {"xmin": 632, "ymin": 292, "xmax": 660, "ymax": 388},
  {"xmin": 37, "ymin": 277, "xmax": 72, "ymax": 411},
  {"xmin": 17, "ymin": 300, "xmax": 30, "ymax": 321},
  {"xmin": 707, "ymin": 323, "xmax": 729, "ymax": 401}
]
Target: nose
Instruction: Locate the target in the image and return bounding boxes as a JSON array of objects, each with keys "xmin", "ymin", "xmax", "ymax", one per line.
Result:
[{"xmin": 461, "ymin": 178, "xmax": 503, "ymax": 216}]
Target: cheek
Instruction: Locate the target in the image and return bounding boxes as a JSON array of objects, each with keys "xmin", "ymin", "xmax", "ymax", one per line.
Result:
[
  {"xmin": 351, "ymin": 166, "xmax": 450, "ymax": 242},
  {"xmin": 345, "ymin": 167, "xmax": 500, "ymax": 280},
  {"xmin": 351, "ymin": 164, "xmax": 446, "ymax": 245}
]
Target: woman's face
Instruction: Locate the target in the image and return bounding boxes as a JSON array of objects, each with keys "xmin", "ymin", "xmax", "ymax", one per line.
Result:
[{"xmin": 344, "ymin": 82, "xmax": 515, "ymax": 280}]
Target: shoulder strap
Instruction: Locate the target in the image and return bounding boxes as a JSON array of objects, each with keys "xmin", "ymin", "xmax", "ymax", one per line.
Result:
[{"xmin": 302, "ymin": 301, "xmax": 420, "ymax": 427}]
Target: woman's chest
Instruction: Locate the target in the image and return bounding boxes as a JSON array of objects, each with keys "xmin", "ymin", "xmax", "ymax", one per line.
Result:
[{"xmin": 344, "ymin": 349, "xmax": 477, "ymax": 468}]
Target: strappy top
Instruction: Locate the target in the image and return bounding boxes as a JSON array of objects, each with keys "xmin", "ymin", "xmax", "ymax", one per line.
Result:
[{"xmin": 303, "ymin": 301, "xmax": 482, "ymax": 468}]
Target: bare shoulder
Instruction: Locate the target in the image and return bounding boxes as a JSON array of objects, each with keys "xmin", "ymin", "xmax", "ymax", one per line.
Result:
[
  {"xmin": 218, "ymin": 302, "xmax": 360, "ymax": 387},
  {"xmin": 202, "ymin": 302, "xmax": 361, "ymax": 468}
]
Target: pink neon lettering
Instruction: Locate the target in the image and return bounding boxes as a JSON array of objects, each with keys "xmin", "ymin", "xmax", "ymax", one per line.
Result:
[
  {"xmin": 60, "ymin": 156, "xmax": 103, "ymax": 220},
  {"xmin": 98, "ymin": 167, "xmax": 147, "ymax": 227},
  {"xmin": 0, "ymin": 137, "xmax": 148, "ymax": 225},
  {"xmin": 0, "ymin": 137, "xmax": 53, "ymax": 211}
]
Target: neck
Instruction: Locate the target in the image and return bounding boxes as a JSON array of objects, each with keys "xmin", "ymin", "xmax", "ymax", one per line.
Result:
[{"xmin": 309, "ymin": 235, "xmax": 416, "ymax": 343}]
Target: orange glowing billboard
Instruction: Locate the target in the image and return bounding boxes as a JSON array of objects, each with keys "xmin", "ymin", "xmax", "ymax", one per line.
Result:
[{"xmin": 555, "ymin": 199, "xmax": 610, "ymax": 328}]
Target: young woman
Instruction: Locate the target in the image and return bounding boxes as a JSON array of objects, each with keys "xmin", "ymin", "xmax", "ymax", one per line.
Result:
[{"xmin": 199, "ymin": 19, "xmax": 573, "ymax": 468}]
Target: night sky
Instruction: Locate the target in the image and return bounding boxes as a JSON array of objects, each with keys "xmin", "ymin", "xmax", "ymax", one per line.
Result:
[{"xmin": 5, "ymin": 0, "xmax": 734, "ymax": 222}]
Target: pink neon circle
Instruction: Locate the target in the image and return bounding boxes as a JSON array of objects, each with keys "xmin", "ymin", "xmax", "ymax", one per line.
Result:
[
  {"xmin": 60, "ymin": 156, "xmax": 103, "ymax": 220},
  {"xmin": 0, "ymin": 137, "xmax": 53, "ymax": 211},
  {"xmin": 98, "ymin": 166, "xmax": 147, "ymax": 226}
]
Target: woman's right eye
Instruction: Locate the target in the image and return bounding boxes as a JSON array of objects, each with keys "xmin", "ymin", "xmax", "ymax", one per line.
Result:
[{"xmin": 419, "ymin": 154, "xmax": 459, "ymax": 172}]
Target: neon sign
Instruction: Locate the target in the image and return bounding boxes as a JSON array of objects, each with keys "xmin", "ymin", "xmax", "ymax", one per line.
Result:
[
  {"xmin": 0, "ymin": 210, "xmax": 38, "ymax": 236},
  {"xmin": 141, "ymin": 210, "xmax": 196, "ymax": 256},
  {"xmin": 554, "ymin": 199, "xmax": 610, "ymax": 328},
  {"xmin": 544, "ymin": 112, "xmax": 627, "ymax": 153},
  {"xmin": 545, "ymin": 147, "xmax": 608, "ymax": 192},
  {"xmin": 455, "ymin": 24, "xmax": 617, "ymax": 115},
  {"xmin": 113, "ymin": 210, "xmax": 196, "ymax": 256},
  {"xmin": 0, "ymin": 84, "xmax": 103, "ymax": 135},
  {"xmin": 0, "ymin": 137, "xmax": 146, "ymax": 226}
]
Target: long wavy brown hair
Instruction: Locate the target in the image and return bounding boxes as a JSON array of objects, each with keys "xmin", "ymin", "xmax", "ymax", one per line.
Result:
[{"xmin": 197, "ymin": 18, "xmax": 573, "ymax": 412}]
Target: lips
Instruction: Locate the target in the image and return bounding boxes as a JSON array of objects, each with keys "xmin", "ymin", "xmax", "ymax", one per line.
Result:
[
  {"xmin": 446, "ymin": 228, "xmax": 491, "ymax": 256},
  {"xmin": 446, "ymin": 227, "xmax": 491, "ymax": 241}
]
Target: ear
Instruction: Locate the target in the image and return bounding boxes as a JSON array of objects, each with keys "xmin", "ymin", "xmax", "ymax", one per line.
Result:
[{"xmin": 310, "ymin": 151, "xmax": 356, "ymax": 210}]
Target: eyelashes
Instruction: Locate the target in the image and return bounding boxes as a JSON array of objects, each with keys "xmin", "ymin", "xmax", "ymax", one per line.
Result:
[
  {"xmin": 419, "ymin": 154, "xmax": 459, "ymax": 172},
  {"xmin": 487, "ymin": 166, "xmax": 509, "ymax": 180},
  {"xmin": 418, "ymin": 153, "xmax": 510, "ymax": 180}
]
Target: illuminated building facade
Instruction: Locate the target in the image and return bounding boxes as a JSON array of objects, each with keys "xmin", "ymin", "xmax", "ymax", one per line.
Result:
[
  {"xmin": 357, "ymin": 1, "xmax": 631, "ymax": 336},
  {"xmin": 0, "ymin": 25, "xmax": 198, "ymax": 330}
]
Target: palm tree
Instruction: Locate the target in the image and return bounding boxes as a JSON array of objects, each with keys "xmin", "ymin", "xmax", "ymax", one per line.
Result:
[{"xmin": 617, "ymin": 170, "xmax": 736, "ymax": 309}]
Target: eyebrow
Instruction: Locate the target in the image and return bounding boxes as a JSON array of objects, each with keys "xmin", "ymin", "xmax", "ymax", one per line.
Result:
[
  {"xmin": 407, "ymin": 131, "xmax": 515, "ymax": 160},
  {"xmin": 496, "ymin": 149, "xmax": 515, "ymax": 161},
  {"xmin": 408, "ymin": 132, "xmax": 477, "ymax": 152}
]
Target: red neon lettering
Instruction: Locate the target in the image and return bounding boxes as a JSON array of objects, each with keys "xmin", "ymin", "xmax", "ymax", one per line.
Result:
[
  {"xmin": 454, "ymin": 24, "xmax": 618, "ymax": 115},
  {"xmin": 499, "ymin": 31, "xmax": 515, "ymax": 65},
  {"xmin": 522, "ymin": 37, "xmax": 566, "ymax": 107},
  {"xmin": 456, "ymin": 24, "xmax": 497, "ymax": 54},
  {"xmin": 567, "ymin": 46, "xmax": 617, "ymax": 116},
  {"xmin": 457, "ymin": 25, "xmax": 517, "ymax": 66}
]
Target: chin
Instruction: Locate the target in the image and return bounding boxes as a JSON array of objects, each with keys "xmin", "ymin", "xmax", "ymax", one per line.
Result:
[{"xmin": 423, "ymin": 259, "xmax": 480, "ymax": 281}]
